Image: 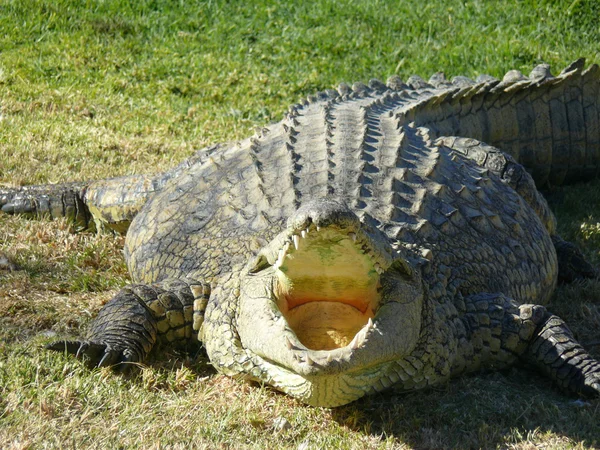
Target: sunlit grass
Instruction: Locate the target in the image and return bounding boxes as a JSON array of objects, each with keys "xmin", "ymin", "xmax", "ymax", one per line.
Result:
[{"xmin": 1, "ymin": 0, "xmax": 600, "ymax": 448}]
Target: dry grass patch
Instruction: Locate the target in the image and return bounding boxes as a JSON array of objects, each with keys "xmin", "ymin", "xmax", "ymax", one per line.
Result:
[
  {"xmin": 2, "ymin": 0, "xmax": 600, "ymax": 448},
  {"xmin": 2, "ymin": 191, "xmax": 600, "ymax": 448}
]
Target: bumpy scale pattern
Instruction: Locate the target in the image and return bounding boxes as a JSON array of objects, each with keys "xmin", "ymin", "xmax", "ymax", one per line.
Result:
[{"xmin": 122, "ymin": 65, "xmax": 570, "ymax": 381}]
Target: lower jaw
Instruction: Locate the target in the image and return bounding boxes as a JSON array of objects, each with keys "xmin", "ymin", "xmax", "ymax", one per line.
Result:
[{"xmin": 284, "ymin": 301, "xmax": 373, "ymax": 350}]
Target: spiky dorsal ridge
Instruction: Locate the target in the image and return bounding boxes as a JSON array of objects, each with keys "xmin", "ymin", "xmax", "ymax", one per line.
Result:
[
  {"xmin": 404, "ymin": 58, "xmax": 593, "ymax": 123},
  {"xmin": 287, "ymin": 58, "xmax": 590, "ymax": 114},
  {"xmin": 282, "ymin": 58, "xmax": 599, "ymax": 188}
]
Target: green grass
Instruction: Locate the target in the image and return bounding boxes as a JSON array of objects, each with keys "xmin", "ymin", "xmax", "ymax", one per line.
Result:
[{"xmin": 1, "ymin": 0, "xmax": 600, "ymax": 448}]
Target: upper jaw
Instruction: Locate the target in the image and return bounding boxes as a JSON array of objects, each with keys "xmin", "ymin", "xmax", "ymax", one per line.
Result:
[
  {"xmin": 271, "ymin": 219, "xmax": 392, "ymax": 274},
  {"xmin": 282, "ymin": 199, "xmax": 396, "ymax": 273}
]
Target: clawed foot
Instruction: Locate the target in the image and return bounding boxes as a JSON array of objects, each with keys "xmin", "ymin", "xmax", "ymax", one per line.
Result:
[
  {"xmin": 552, "ymin": 235, "xmax": 599, "ymax": 283},
  {"xmin": 46, "ymin": 340, "xmax": 141, "ymax": 372},
  {"xmin": 581, "ymin": 371, "xmax": 600, "ymax": 398}
]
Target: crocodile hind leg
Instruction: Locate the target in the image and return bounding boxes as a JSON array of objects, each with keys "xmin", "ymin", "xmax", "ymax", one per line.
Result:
[
  {"xmin": 551, "ymin": 235, "xmax": 598, "ymax": 283},
  {"xmin": 436, "ymin": 136, "xmax": 598, "ymax": 282},
  {"xmin": 47, "ymin": 278, "xmax": 210, "ymax": 370},
  {"xmin": 0, "ymin": 174, "xmax": 160, "ymax": 234},
  {"xmin": 0, "ymin": 182, "xmax": 93, "ymax": 230},
  {"xmin": 523, "ymin": 305, "xmax": 600, "ymax": 397},
  {"xmin": 457, "ymin": 293, "xmax": 600, "ymax": 397}
]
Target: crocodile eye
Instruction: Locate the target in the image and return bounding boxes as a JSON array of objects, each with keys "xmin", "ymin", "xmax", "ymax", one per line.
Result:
[{"xmin": 249, "ymin": 255, "xmax": 271, "ymax": 274}]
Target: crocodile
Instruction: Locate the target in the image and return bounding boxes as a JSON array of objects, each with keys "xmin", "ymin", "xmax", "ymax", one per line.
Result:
[{"xmin": 2, "ymin": 59, "xmax": 600, "ymax": 407}]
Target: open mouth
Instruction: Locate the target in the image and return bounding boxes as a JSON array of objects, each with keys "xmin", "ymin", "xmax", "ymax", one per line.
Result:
[
  {"xmin": 272, "ymin": 225, "xmax": 383, "ymax": 351},
  {"xmin": 237, "ymin": 205, "xmax": 424, "ymax": 404}
]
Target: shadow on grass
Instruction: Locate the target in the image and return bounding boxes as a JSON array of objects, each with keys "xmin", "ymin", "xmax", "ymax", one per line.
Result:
[
  {"xmin": 326, "ymin": 277, "xmax": 600, "ymax": 449},
  {"xmin": 34, "ymin": 315, "xmax": 599, "ymax": 448},
  {"xmin": 330, "ymin": 369, "xmax": 600, "ymax": 448},
  {"xmin": 124, "ymin": 343, "xmax": 218, "ymax": 381}
]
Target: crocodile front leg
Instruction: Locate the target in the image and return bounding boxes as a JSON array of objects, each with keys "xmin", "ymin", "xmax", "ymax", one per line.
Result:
[{"xmin": 47, "ymin": 278, "xmax": 210, "ymax": 370}]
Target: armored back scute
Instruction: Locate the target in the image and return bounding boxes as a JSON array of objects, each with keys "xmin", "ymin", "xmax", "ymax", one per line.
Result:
[{"xmin": 403, "ymin": 59, "xmax": 600, "ymax": 186}]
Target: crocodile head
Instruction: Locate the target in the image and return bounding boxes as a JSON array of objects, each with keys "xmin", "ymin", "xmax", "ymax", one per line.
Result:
[{"xmin": 238, "ymin": 200, "xmax": 424, "ymax": 406}]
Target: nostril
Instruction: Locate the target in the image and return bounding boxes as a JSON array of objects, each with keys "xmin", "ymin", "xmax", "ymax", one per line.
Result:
[{"xmin": 288, "ymin": 199, "xmax": 360, "ymax": 231}]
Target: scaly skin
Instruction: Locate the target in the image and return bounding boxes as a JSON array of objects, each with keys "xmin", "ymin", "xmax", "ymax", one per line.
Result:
[{"xmin": 3, "ymin": 60, "xmax": 600, "ymax": 406}]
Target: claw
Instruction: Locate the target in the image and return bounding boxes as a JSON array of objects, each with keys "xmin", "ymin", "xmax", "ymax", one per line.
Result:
[
  {"xmin": 46, "ymin": 339, "xmax": 111, "ymax": 368},
  {"xmin": 115, "ymin": 352, "xmax": 138, "ymax": 373},
  {"xmin": 46, "ymin": 336, "xmax": 143, "ymax": 373},
  {"xmin": 45, "ymin": 340, "xmax": 82, "ymax": 355},
  {"xmin": 75, "ymin": 342, "xmax": 89, "ymax": 359},
  {"xmin": 97, "ymin": 349, "xmax": 119, "ymax": 368}
]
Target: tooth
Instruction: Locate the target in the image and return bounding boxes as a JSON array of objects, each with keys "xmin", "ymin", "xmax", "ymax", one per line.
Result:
[
  {"xmin": 285, "ymin": 335, "xmax": 294, "ymax": 350},
  {"xmin": 292, "ymin": 234, "xmax": 300, "ymax": 250},
  {"xmin": 374, "ymin": 263, "xmax": 383, "ymax": 274},
  {"xmin": 316, "ymin": 226, "xmax": 321, "ymax": 231},
  {"xmin": 367, "ymin": 318, "xmax": 374, "ymax": 330},
  {"xmin": 349, "ymin": 327, "xmax": 368, "ymax": 349},
  {"xmin": 348, "ymin": 232, "xmax": 357, "ymax": 242},
  {"xmin": 274, "ymin": 250, "xmax": 286, "ymax": 269},
  {"xmin": 305, "ymin": 353, "xmax": 315, "ymax": 366},
  {"xmin": 301, "ymin": 230, "xmax": 307, "ymax": 239},
  {"xmin": 325, "ymin": 353, "xmax": 333, "ymax": 363},
  {"xmin": 283, "ymin": 242, "xmax": 290, "ymax": 253},
  {"xmin": 350, "ymin": 333, "xmax": 362, "ymax": 350}
]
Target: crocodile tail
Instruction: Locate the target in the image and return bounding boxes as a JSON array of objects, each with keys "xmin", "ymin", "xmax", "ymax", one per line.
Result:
[
  {"xmin": 84, "ymin": 174, "xmax": 165, "ymax": 233},
  {"xmin": 0, "ymin": 173, "xmax": 173, "ymax": 233},
  {"xmin": 0, "ymin": 175, "xmax": 159, "ymax": 233},
  {"xmin": 404, "ymin": 59, "xmax": 600, "ymax": 187}
]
